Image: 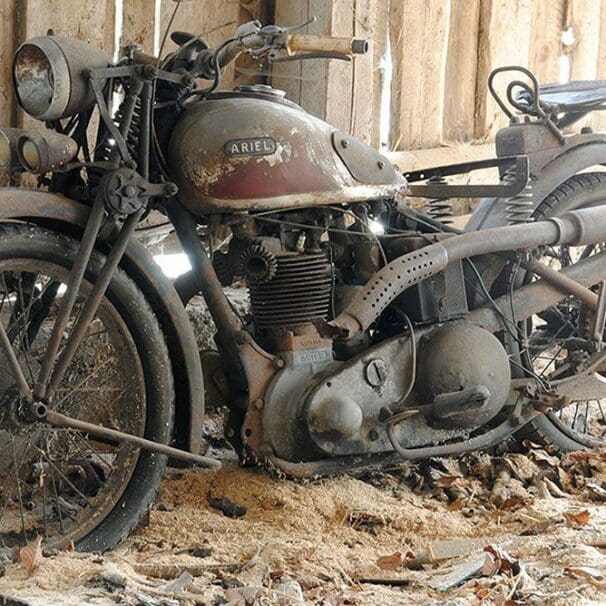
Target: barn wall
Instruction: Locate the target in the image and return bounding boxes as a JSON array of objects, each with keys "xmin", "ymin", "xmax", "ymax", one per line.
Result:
[{"xmin": 1, "ymin": 0, "xmax": 605, "ymax": 181}]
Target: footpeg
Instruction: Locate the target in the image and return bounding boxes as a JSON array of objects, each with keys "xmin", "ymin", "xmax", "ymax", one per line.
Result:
[{"xmin": 430, "ymin": 385, "xmax": 491, "ymax": 428}]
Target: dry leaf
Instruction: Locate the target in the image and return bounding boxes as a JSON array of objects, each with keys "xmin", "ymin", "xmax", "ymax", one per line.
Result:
[
  {"xmin": 565, "ymin": 566, "xmax": 606, "ymax": 588},
  {"xmin": 563, "ymin": 509, "xmax": 591, "ymax": 527},
  {"xmin": 482, "ymin": 545, "xmax": 519, "ymax": 576},
  {"xmin": 18, "ymin": 536, "xmax": 43, "ymax": 576},
  {"xmin": 586, "ymin": 483, "xmax": 606, "ymax": 501},
  {"xmin": 498, "ymin": 496, "xmax": 526, "ymax": 512},
  {"xmin": 434, "ymin": 475, "xmax": 463, "ymax": 488},
  {"xmin": 297, "ymin": 575, "xmax": 322, "ymax": 590},
  {"xmin": 481, "ymin": 552, "xmax": 500, "ymax": 577},
  {"xmin": 448, "ymin": 498, "xmax": 464, "ymax": 511},
  {"xmin": 564, "ymin": 451, "xmax": 593, "ymax": 462},
  {"xmin": 376, "ymin": 551, "xmax": 404, "ymax": 570}
]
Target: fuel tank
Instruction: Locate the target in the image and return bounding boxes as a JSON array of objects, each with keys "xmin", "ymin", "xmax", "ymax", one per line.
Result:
[{"xmin": 167, "ymin": 85, "xmax": 406, "ymax": 214}]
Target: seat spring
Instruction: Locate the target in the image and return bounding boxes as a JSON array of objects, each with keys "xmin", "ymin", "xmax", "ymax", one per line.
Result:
[
  {"xmin": 503, "ymin": 167, "xmax": 534, "ymax": 224},
  {"xmin": 425, "ymin": 175, "xmax": 454, "ymax": 224}
]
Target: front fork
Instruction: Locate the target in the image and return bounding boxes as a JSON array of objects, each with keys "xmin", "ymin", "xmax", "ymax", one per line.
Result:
[{"xmin": 0, "ymin": 171, "xmax": 220, "ymax": 469}]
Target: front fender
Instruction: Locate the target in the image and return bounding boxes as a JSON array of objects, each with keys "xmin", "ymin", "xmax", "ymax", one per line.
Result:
[
  {"xmin": 0, "ymin": 188, "xmax": 204, "ymax": 455},
  {"xmin": 466, "ymin": 140, "xmax": 606, "ymax": 231}
]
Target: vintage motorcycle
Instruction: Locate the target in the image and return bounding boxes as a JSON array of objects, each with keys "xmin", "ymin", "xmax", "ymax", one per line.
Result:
[{"xmin": 1, "ymin": 19, "xmax": 606, "ymax": 552}]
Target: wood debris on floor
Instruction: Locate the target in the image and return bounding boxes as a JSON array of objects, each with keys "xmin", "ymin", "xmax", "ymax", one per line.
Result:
[{"xmin": 1, "ymin": 443, "xmax": 606, "ymax": 605}]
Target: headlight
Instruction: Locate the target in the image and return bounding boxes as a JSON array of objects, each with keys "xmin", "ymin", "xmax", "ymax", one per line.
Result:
[
  {"xmin": 0, "ymin": 129, "xmax": 17, "ymax": 170},
  {"xmin": 17, "ymin": 131, "xmax": 78, "ymax": 174},
  {"xmin": 0, "ymin": 128, "xmax": 33, "ymax": 171},
  {"xmin": 13, "ymin": 36, "xmax": 110, "ymax": 121}
]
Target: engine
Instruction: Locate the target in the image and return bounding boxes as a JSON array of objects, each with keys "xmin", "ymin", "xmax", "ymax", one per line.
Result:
[
  {"xmin": 211, "ymin": 208, "xmax": 512, "ymax": 463},
  {"xmin": 211, "ymin": 218, "xmax": 338, "ymax": 355}
]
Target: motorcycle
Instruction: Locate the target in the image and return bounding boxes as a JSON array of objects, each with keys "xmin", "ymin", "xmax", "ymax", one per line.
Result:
[{"xmin": 1, "ymin": 19, "xmax": 606, "ymax": 552}]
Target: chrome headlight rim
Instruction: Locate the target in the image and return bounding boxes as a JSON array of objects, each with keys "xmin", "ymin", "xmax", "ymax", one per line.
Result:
[{"xmin": 13, "ymin": 37, "xmax": 72, "ymax": 122}]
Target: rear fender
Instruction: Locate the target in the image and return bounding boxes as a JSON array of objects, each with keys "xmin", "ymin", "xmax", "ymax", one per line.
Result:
[
  {"xmin": 467, "ymin": 139, "xmax": 606, "ymax": 231},
  {"xmin": 0, "ymin": 188, "xmax": 204, "ymax": 454}
]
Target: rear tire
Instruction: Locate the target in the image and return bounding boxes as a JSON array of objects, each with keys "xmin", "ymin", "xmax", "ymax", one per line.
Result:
[{"xmin": 506, "ymin": 173, "xmax": 606, "ymax": 452}]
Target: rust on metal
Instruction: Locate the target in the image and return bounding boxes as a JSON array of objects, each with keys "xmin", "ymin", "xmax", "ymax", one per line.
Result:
[{"xmin": 167, "ymin": 95, "xmax": 406, "ymax": 214}]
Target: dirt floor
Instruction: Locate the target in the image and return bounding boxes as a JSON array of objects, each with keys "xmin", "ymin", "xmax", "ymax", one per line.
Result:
[
  {"xmin": 2, "ymin": 295, "xmax": 606, "ymax": 605},
  {"xmin": 1, "ymin": 443, "xmax": 606, "ymax": 605}
]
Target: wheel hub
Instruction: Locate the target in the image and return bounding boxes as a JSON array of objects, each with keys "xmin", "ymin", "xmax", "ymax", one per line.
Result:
[{"xmin": 0, "ymin": 391, "xmax": 43, "ymax": 434}]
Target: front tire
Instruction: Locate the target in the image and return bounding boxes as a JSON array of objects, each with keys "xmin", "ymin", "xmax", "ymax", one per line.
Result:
[{"xmin": 0, "ymin": 224, "xmax": 174, "ymax": 552}]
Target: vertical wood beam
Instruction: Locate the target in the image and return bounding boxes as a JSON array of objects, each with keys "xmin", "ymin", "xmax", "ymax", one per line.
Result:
[
  {"xmin": 236, "ymin": 0, "xmax": 273, "ymax": 87},
  {"xmin": 442, "ymin": 0, "xmax": 480, "ymax": 144},
  {"xmin": 474, "ymin": 0, "xmax": 533, "ymax": 141},
  {"xmin": 158, "ymin": 0, "xmax": 241, "ymax": 88},
  {"xmin": 389, "ymin": 0, "xmax": 449, "ymax": 150},
  {"xmin": 565, "ymin": 0, "xmax": 602, "ymax": 131},
  {"xmin": 567, "ymin": 0, "xmax": 602, "ymax": 81},
  {"xmin": 271, "ymin": 0, "xmax": 307, "ymax": 105},
  {"xmin": 324, "ymin": 0, "xmax": 354, "ymax": 134},
  {"xmin": 370, "ymin": 0, "xmax": 388, "ymax": 148},
  {"xmin": 529, "ymin": 0, "xmax": 565, "ymax": 84},
  {"xmin": 121, "ymin": 0, "xmax": 156, "ymax": 53},
  {"xmin": 22, "ymin": 0, "xmax": 115, "ymax": 55},
  {"xmin": 0, "ymin": 0, "xmax": 17, "ymax": 128},
  {"xmin": 0, "ymin": 0, "xmax": 18, "ymax": 185},
  {"xmin": 351, "ymin": 0, "xmax": 385, "ymax": 144}
]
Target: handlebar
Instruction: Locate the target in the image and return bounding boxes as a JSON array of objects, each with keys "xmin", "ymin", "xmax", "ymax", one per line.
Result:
[
  {"xmin": 210, "ymin": 32, "xmax": 369, "ymax": 73},
  {"xmin": 141, "ymin": 20, "xmax": 370, "ymax": 90},
  {"xmin": 285, "ymin": 34, "xmax": 368, "ymax": 56}
]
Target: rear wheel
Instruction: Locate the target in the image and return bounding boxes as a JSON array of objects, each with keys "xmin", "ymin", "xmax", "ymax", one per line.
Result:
[
  {"xmin": 0, "ymin": 224, "xmax": 174, "ymax": 552},
  {"xmin": 505, "ymin": 173, "xmax": 606, "ymax": 451}
]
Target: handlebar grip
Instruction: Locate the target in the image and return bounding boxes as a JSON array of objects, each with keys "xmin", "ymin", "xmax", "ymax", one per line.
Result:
[{"xmin": 286, "ymin": 34, "xmax": 369, "ymax": 56}]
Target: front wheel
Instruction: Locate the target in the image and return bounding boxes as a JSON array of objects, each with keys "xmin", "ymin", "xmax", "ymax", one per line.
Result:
[{"xmin": 0, "ymin": 224, "xmax": 174, "ymax": 552}]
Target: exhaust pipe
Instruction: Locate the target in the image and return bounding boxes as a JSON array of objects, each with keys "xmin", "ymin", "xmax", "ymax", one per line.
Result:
[{"xmin": 332, "ymin": 206, "xmax": 606, "ymax": 336}]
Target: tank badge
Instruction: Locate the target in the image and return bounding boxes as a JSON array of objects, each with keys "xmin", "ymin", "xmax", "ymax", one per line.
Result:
[{"xmin": 224, "ymin": 137, "xmax": 276, "ymax": 157}]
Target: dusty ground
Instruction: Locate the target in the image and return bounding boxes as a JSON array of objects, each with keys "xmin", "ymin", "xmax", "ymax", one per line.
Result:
[{"xmin": 1, "ymin": 445, "xmax": 606, "ymax": 605}]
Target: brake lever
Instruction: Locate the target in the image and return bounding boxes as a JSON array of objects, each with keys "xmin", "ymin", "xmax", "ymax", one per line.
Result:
[
  {"xmin": 247, "ymin": 17, "xmax": 317, "ymax": 60},
  {"xmin": 269, "ymin": 51, "xmax": 352, "ymax": 63}
]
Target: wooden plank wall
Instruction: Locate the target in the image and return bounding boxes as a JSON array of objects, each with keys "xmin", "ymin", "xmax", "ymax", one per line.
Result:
[
  {"xmin": 272, "ymin": 0, "xmax": 603, "ymax": 150},
  {"xmin": 1, "ymin": 0, "xmax": 606, "ymax": 166},
  {"xmin": 272, "ymin": 0, "xmax": 387, "ymax": 145}
]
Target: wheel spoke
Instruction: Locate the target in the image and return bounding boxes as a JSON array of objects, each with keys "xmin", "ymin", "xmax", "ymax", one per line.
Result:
[
  {"xmin": 10, "ymin": 436, "xmax": 28, "ymax": 541},
  {"xmin": 522, "ymin": 236, "xmax": 606, "ymax": 446},
  {"xmin": 53, "ymin": 356, "xmax": 114, "ymax": 408},
  {"xmin": 45, "ymin": 435, "xmax": 65, "ymax": 535},
  {"xmin": 32, "ymin": 444, "xmax": 95, "ymax": 508}
]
